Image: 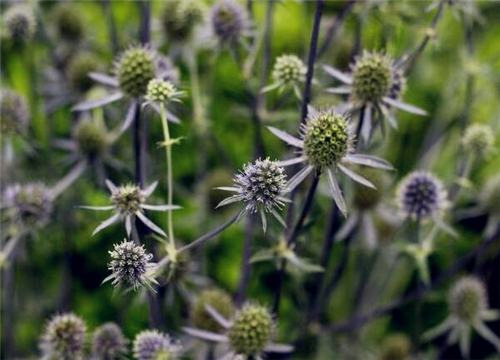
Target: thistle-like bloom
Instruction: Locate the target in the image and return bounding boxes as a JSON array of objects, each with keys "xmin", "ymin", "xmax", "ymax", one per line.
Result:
[
  {"xmin": 184, "ymin": 302, "xmax": 293, "ymax": 359},
  {"xmin": 144, "ymin": 79, "xmax": 184, "ymax": 107},
  {"xmin": 51, "ymin": 4, "xmax": 84, "ymax": 43},
  {"xmin": 423, "ymin": 276, "xmax": 500, "ymax": 357},
  {"xmin": 40, "ymin": 313, "xmax": 87, "ymax": 360},
  {"xmin": 217, "ymin": 158, "xmax": 289, "ymax": 232},
  {"xmin": 161, "ymin": 0, "xmax": 205, "ymax": 42},
  {"xmin": 92, "ymin": 322, "xmax": 128, "ymax": 359},
  {"xmin": 3, "ymin": 4, "xmax": 36, "ymax": 44},
  {"xmin": 324, "ymin": 51, "xmax": 427, "ymax": 143},
  {"xmin": 104, "ymin": 239, "xmax": 157, "ymax": 291},
  {"xmin": 80, "ymin": 179, "xmax": 180, "ymax": 237},
  {"xmin": 262, "ymin": 54, "xmax": 307, "ymax": 98},
  {"xmin": 191, "ymin": 289, "xmax": 236, "ymax": 333},
  {"xmin": 211, "ymin": 0, "xmax": 251, "ymax": 45},
  {"xmin": 0, "ymin": 88, "xmax": 29, "ymax": 136},
  {"xmin": 462, "ymin": 123, "xmax": 495, "ymax": 159},
  {"xmin": 133, "ymin": 330, "xmax": 181, "ymax": 360},
  {"xmin": 268, "ymin": 108, "xmax": 393, "ymax": 216}
]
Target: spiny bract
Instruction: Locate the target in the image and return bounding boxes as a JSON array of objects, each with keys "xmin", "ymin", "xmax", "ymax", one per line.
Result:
[
  {"xmin": 191, "ymin": 289, "xmax": 235, "ymax": 332},
  {"xmin": 353, "ymin": 169, "xmax": 384, "ymax": 210},
  {"xmin": 115, "ymin": 46, "xmax": 156, "ymax": 98}
]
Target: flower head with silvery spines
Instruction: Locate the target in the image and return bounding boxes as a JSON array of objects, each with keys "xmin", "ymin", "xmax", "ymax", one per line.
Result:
[
  {"xmin": 268, "ymin": 107, "xmax": 393, "ymax": 216},
  {"xmin": 423, "ymin": 276, "xmax": 500, "ymax": 357},
  {"xmin": 80, "ymin": 179, "xmax": 180, "ymax": 237},
  {"xmin": 216, "ymin": 158, "xmax": 289, "ymax": 232},
  {"xmin": 262, "ymin": 54, "xmax": 307, "ymax": 98},
  {"xmin": 211, "ymin": 0, "xmax": 251, "ymax": 45},
  {"xmin": 324, "ymin": 51, "xmax": 426, "ymax": 144},
  {"xmin": 3, "ymin": 183, "xmax": 53, "ymax": 229},
  {"xmin": 40, "ymin": 313, "xmax": 87, "ymax": 360},
  {"xmin": 133, "ymin": 330, "xmax": 181, "ymax": 360},
  {"xmin": 144, "ymin": 79, "xmax": 184, "ymax": 107},
  {"xmin": 104, "ymin": 239, "xmax": 157, "ymax": 291},
  {"xmin": 92, "ymin": 322, "xmax": 128, "ymax": 359},
  {"xmin": 3, "ymin": 4, "xmax": 36, "ymax": 44}
]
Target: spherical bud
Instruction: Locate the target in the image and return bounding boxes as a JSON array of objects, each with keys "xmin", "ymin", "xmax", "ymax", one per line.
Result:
[
  {"xmin": 52, "ymin": 4, "xmax": 84, "ymax": 42},
  {"xmin": 0, "ymin": 88, "xmax": 29, "ymax": 136},
  {"xmin": 133, "ymin": 330, "xmax": 180, "ymax": 360},
  {"xmin": 462, "ymin": 123, "xmax": 495, "ymax": 158},
  {"xmin": 272, "ymin": 54, "xmax": 306, "ymax": 86},
  {"xmin": 449, "ymin": 276, "xmax": 487, "ymax": 323},
  {"xmin": 191, "ymin": 289, "xmax": 235, "ymax": 332},
  {"xmin": 161, "ymin": 0, "xmax": 204, "ymax": 42},
  {"xmin": 40, "ymin": 313, "xmax": 87, "ymax": 359},
  {"xmin": 353, "ymin": 169, "xmax": 384, "ymax": 210},
  {"xmin": 92, "ymin": 322, "xmax": 128, "ymax": 360},
  {"xmin": 228, "ymin": 304, "xmax": 274, "ymax": 356},
  {"xmin": 115, "ymin": 46, "xmax": 156, "ymax": 98},
  {"xmin": 235, "ymin": 158, "xmax": 287, "ymax": 213},
  {"xmin": 396, "ymin": 171, "xmax": 447, "ymax": 219},
  {"xmin": 3, "ymin": 5, "xmax": 36, "ymax": 44},
  {"xmin": 67, "ymin": 53, "xmax": 100, "ymax": 93},
  {"xmin": 74, "ymin": 120, "xmax": 108, "ymax": 158},
  {"xmin": 479, "ymin": 174, "xmax": 500, "ymax": 215},
  {"xmin": 145, "ymin": 79, "xmax": 179, "ymax": 104},
  {"xmin": 107, "ymin": 240, "xmax": 154, "ymax": 289},
  {"xmin": 3, "ymin": 183, "xmax": 53, "ymax": 228},
  {"xmin": 110, "ymin": 185, "xmax": 145, "ymax": 215},
  {"xmin": 211, "ymin": 0, "xmax": 248, "ymax": 44},
  {"xmin": 379, "ymin": 333, "xmax": 411, "ymax": 360},
  {"xmin": 303, "ymin": 110, "xmax": 351, "ymax": 168},
  {"xmin": 352, "ymin": 52, "xmax": 393, "ymax": 103}
]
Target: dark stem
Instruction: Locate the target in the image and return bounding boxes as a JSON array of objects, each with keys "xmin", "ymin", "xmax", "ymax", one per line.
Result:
[
  {"xmin": 138, "ymin": 0, "xmax": 151, "ymax": 45},
  {"xmin": 102, "ymin": 0, "xmax": 119, "ymax": 54},
  {"xmin": 235, "ymin": 213, "xmax": 256, "ymax": 305},
  {"xmin": 317, "ymin": 0, "xmax": 356, "ymax": 59}
]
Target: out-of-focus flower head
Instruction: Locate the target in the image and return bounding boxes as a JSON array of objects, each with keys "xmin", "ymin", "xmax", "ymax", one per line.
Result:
[
  {"xmin": 210, "ymin": 0, "xmax": 251, "ymax": 45},
  {"xmin": 190, "ymin": 289, "xmax": 235, "ymax": 332},
  {"xmin": 40, "ymin": 313, "xmax": 87, "ymax": 360},
  {"xmin": 92, "ymin": 322, "xmax": 128, "ymax": 360},
  {"xmin": 161, "ymin": 0, "xmax": 205, "ymax": 42},
  {"xmin": 52, "ymin": 3, "xmax": 84, "ymax": 43},
  {"xmin": 133, "ymin": 330, "xmax": 181, "ymax": 360},
  {"xmin": 3, "ymin": 4, "xmax": 36, "ymax": 45}
]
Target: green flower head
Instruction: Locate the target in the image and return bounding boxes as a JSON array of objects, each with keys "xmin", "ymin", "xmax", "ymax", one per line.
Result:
[
  {"xmin": 449, "ymin": 276, "xmax": 487, "ymax": 323},
  {"xmin": 67, "ymin": 53, "xmax": 100, "ymax": 93},
  {"xmin": 161, "ymin": 0, "xmax": 205, "ymax": 42},
  {"xmin": 463, "ymin": 123, "xmax": 495, "ymax": 158},
  {"xmin": 272, "ymin": 54, "xmax": 307, "ymax": 86},
  {"xmin": 115, "ymin": 46, "xmax": 156, "ymax": 98},
  {"xmin": 74, "ymin": 120, "xmax": 108, "ymax": 158},
  {"xmin": 52, "ymin": 4, "xmax": 84, "ymax": 42},
  {"xmin": 352, "ymin": 51, "xmax": 393, "ymax": 103},
  {"xmin": 191, "ymin": 289, "xmax": 235, "ymax": 332},
  {"xmin": 110, "ymin": 184, "xmax": 145, "ymax": 215}
]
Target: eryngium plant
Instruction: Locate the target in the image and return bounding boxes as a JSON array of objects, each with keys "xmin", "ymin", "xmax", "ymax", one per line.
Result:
[
  {"xmin": 92, "ymin": 322, "xmax": 129, "ymax": 359},
  {"xmin": 462, "ymin": 123, "xmax": 495, "ymax": 159},
  {"xmin": 161, "ymin": 0, "xmax": 205, "ymax": 42},
  {"xmin": 0, "ymin": 88, "xmax": 30, "ymax": 136},
  {"xmin": 3, "ymin": 4, "xmax": 36, "ymax": 44},
  {"xmin": 210, "ymin": 0, "xmax": 250, "ymax": 45},
  {"xmin": 133, "ymin": 330, "xmax": 181, "ymax": 360},
  {"xmin": 263, "ymin": 54, "xmax": 307, "ymax": 98},
  {"xmin": 40, "ymin": 313, "xmax": 87, "ymax": 360}
]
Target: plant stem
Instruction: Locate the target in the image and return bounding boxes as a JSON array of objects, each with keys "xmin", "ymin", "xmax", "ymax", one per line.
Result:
[
  {"xmin": 160, "ymin": 104, "xmax": 175, "ymax": 246},
  {"xmin": 317, "ymin": 0, "xmax": 356, "ymax": 59},
  {"xmin": 235, "ymin": 213, "xmax": 256, "ymax": 306}
]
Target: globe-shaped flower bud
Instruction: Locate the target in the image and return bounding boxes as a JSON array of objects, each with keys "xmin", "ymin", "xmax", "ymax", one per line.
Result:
[
  {"xmin": 272, "ymin": 55, "xmax": 307, "ymax": 86},
  {"xmin": 379, "ymin": 333, "xmax": 411, "ymax": 360},
  {"xmin": 211, "ymin": 0, "xmax": 248, "ymax": 44},
  {"xmin": 3, "ymin": 5, "xmax": 36, "ymax": 44},
  {"xmin": 145, "ymin": 79, "xmax": 180, "ymax": 104},
  {"xmin": 353, "ymin": 169, "xmax": 384, "ymax": 210},
  {"xmin": 479, "ymin": 174, "xmax": 500, "ymax": 215},
  {"xmin": 396, "ymin": 171, "xmax": 447, "ymax": 219},
  {"xmin": 52, "ymin": 4, "xmax": 84, "ymax": 42},
  {"xmin": 462, "ymin": 123, "xmax": 495, "ymax": 158},
  {"xmin": 115, "ymin": 46, "xmax": 155, "ymax": 98},
  {"xmin": 111, "ymin": 185, "xmax": 146, "ymax": 215},
  {"xmin": 191, "ymin": 289, "xmax": 235, "ymax": 332},
  {"xmin": 235, "ymin": 158, "xmax": 287, "ymax": 213},
  {"xmin": 67, "ymin": 53, "xmax": 100, "ymax": 93},
  {"xmin": 161, "ymin": 0, "xmax": 204, "ymax": 42},
  {"xmin": 0, "ymin": 88, "xmax": 29, "ymax": 136},
  {"xmin": 352, "ymin": 52, "xmax": 393, "ymax": 102},
  {"xmin": 3, "ymin": 183, "xmax": 53, "ymax": 228},
  {"xmin": 40, "ymin": 313, "xmax": 87, "ymax": 359},
  {"xmin": 74, "ymin": 120, "xmax": 108, "ymax": 158},
  {"xmin": 303, "ymin": 110, "xmax": 351, "ymax": 168},
  {"xmin": 92, "ymin": 322, "xmax": 128, "ymax": 360},
  {"xmin": 228, "ymin": 304, "xmax": 274, "ymax": 356},
  {"xmin": 107, "ymin": 240, "xmax": 154, "ymax": 289},
  {"xmin": 449, "ymin": 277, "xmax": 487, "ymax": 323},
  {"xmin": 133, "ymin": 330, "xmax": 180, "ymax": 360}
]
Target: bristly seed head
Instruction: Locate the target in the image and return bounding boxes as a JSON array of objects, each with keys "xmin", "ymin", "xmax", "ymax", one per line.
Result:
[
  {"xmin": 133, "ymin": 330, "xmax": 180, "ymax": 360},
  {"xmin": 74, "ymin": 120, "xmax": 108, "ymax": 158},
  {"xmin": 115, "ymin": 46, "xmax": 156, "ymax": 98},
  {"xmin": 228, "ymin": 303, "xmax": 274, "ymax": 356},
  {"xmin": 235, "ymin": 158, "xmax": 287, "ymax": 213},
  {"xmin": 462, "ymin": 123, "xmax": 495, "ymax": 158},
  {"xmin": 272, "ymin": 54, "xmax": 306, "ymax": 86},
  {"xmin": 110, "ymin": 185, "xmax": 145, "ymax": 215},
  {"xmin": 3, "ymin": 5, "xmax": 36, "ymax": 44},
  {"xmin": 449, "ymin": 277, "xmax": 487, "ymax": 323},
  {"xmin": 0, "ymin": 88, "xmax": 29, "ymax": 136},
  {"xmin": 396, "ymin": 171, "xmax": 448, "ymax": 219},
  {"xmin": 145, "ymin": 79, "xmax": 181, "ymax": 104},
  {"xmin": 161, "ymin": 0, "xmax": 205, "ymax": 42},
  {"xmin": 191, "ymin": 289, "xmax": 235, "ymax": 332},
  {"xmin": 40, "ymin": 313, "xmax": 87, "ymax": 359},
  {"xmin": 303, "ymin": 110, "xmax": 351, "ymax": 168},
  {"xmin": 92, "ymin": 322, "xmax": 128, "ymax": 360},
  {"xmin": 352, "ymin": 51, "xmax": 393, "ymax": 103},
  {"xmin": 3, "ymin": 183, "xmax": 53, "ymax": 228},
  {"xmin": 211, "ymin": 0, "xmax": 248, "ymax": 44}
]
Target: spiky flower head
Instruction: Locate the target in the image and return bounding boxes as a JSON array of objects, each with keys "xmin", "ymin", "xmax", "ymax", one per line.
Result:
[
  {"xmin": 235, "ymin": 158, "xmax": 287, "ymax": 213},
  {"xmin": 191, "ymin": 289, "xmax": 235, "ymax": 332},
  {"xmin": 52, "ymin": 4, "xmax": 84, "ymax": 42},
  {"xmin": 449, "ymin": 277, "xmax": 487, "ymax": 323},
  {"xmin": 228, "ymin": 303, "xmax": 274, "ymax": 356},
  {"xmin": 133, "ymin": 330, "xmax": 180, "ymax": 360},
  {"xmin": 3, "ymin": 5, "xmax": 36, "ymax": 44},
  {"xmin": 111, "ymin": 185, "xmax": 146, "ymax": 215},
  {"xmin": 353, "ymin": 169, "xmax": 384, "ymax": 210},
  {"xmin": 40, "ymin": 313, "xmax": 87, "ymax": 359},
  {"xmin": 379, "ymin": 333, "xmax": 411, "ymax": 360},
  {"xmin": 3, "ymin": 183, "xmax": 53, "ymax": 228},
  {"xmin": 115, "ymin": 46, "xmax": 156, "ymax": 98},
  {"xmin": 67, "ymin": 53, "xmax": 100, "ymax": 93},
  {"xmin": 145, "ymin": 79, "xmax": 182, "ymax": 105},
  {"xmin": 479, "ymin": 174, "xmax": 500, "ymax": 215},
  {"xmin": 0, "ymin": 88, "xmax": 29, "ymax": 136},
  {"xmin": 161, "ymin": 0, "xmax": 205, "ymax": 42},
  {"xmin": 211, "ymin": 0, "xmax": 249, "ymax": 44},
  {"xmin": 92, "ymin": 322, "xmax": 128, "ymax": 360},
  {"xmin": 352, "ymin": 51, "xmax": 394, "ymax": 103},
  {"xmin": 272, "ymin": 55, "xmax": 307, "ymax": 86},
  {"xmin": 462, "ymin": 123, "xmax": 495, "ymax": 158},
  {"xmin": 74, "ymin": 120, "xmax": 108, "ymax": 158},
  {"xmin": 396, "ymin": 171, "xmax": 448, "ymax": 219},
  {"xmin": 303, "ymin": 110, "xmax": 352, "ymax": 168},
  {"xmin": 107, "ymin": 240, "xmax": 155, "ymax": 290}
]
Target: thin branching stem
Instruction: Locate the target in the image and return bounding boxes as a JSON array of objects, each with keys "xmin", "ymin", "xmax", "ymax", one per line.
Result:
[{"xmin": 160, "ymin": 104, "xmax": 175, "ymax": 246}]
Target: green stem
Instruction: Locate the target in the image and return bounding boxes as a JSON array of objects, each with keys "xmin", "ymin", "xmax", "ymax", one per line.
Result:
[
  {"xmin": 188, "ymin": 54, "xmax": 206, "ymax": 133},
  {"xmin": 160, "ymin": 104, "xmax": 175, "ymax": 246}
]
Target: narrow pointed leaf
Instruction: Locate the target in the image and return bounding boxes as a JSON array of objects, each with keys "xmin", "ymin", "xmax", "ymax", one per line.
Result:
[
  {"xmin": 92, "ymin": 213, "xmax": 120, "ymax": 236},
  {"xmin": 338, "ymin": 164, "xmax": 375, "ymax": 189},
  {"xmin": 88, "ymin": 72, "xmax": 119, "ymax": 87},
  {"xmin": 72, "ymin": 92, "xmax": 123, "ymax": 111},
  {"xmin": 287, "ymin": 165, "xmax": 314, "ymax": 192},
  {"xmin": 135, "ymin": 211, "xmax": 167, "ymax": 237},
  {"xmin": 382, "ymin": 97, "xmax": 427, "ymax": 116},
  {"xmin": 327, "ymin": 169, "xmax": 347, "ymax": 217},
  {"xmin": 343, "ymin": 154, "xmax": 394, "ymax": 170},
  {"xmin": 323, "ymin": 65, "xmax": 353, "ymax": 84}
]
